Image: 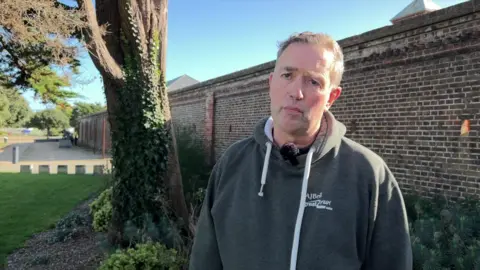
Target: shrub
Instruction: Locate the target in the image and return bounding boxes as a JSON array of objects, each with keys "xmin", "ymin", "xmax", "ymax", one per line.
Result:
[
  {"xmin": 30, "ymin": 254, "xmax": 49, "ymax": 266},
  {"xmin": 89, "ymin": 188, "xmax": 184, "ymax": 249},
  {"xmin": 175, "ymin": 125, "xmax": 211, "ymax": 211},
  {"xmin": 48, "ymin": 211, "xmax": 90, "ymax": 244},
  {"xmin": 57, "ymin": 210, "xmax": 90, "ymax": 228},
  {"xmin": 406, "ymin": 194, "xmax": 480, "ymax": 269},
  {"xmin": 98, "ymin": 242, "xmax": 186, "ymax": 270},
  {"xmin": 89, "ymin": 187, "xmax": 113, "ymax": 232},
  {"xmin": 121, "ymin": 214, "xmax": 184, "ymax": 250}
]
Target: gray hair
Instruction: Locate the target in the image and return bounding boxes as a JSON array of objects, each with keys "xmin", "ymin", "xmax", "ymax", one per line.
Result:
[{"xmin": 276, "ymin": 31, "xmax": 344, "ymax": 88}]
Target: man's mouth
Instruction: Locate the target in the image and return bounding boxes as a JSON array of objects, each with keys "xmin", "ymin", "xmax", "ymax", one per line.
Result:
[{"xmin": 283, "ymin": 106, "xmax": 302, "ymax": 114}]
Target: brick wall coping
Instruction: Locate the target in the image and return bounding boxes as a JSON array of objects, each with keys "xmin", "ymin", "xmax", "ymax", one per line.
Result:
[{"xmin": 168, "ymin": 60, "xmax": 276, "ymax": 96}]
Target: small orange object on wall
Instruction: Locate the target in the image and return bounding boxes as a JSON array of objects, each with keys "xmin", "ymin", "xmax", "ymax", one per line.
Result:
[{"xmin": 460, "ymin": 120, "xmax": 470, "ymax": 136}]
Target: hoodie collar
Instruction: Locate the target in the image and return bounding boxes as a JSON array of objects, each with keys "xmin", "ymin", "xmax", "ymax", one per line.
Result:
[{"xmin": 254, "ymin": 110, "xmax": 346, "ymax": 168}]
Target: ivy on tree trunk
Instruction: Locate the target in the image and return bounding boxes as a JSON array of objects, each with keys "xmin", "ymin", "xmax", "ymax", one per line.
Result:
[{"xmin": 77, "ymin": 0, "xmax": 192, "ymax": 248}]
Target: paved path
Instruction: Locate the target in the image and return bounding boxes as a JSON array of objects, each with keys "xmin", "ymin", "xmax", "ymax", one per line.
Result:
[
  {"xmin": 21, "ymin": 141, "xmax": 106, "ymax": 161},
  {"xmin": 0, "ymin": 143, "xmax": 33, "ymax": 162},
  {"xmin": 0, "ymin": 141, "xmax": 111, "ymax": 174}
]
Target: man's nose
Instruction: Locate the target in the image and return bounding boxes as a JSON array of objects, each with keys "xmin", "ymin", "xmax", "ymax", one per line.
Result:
[{"xmin": 288, "ymin": 77, "xmax": 304, "ymax": 100}]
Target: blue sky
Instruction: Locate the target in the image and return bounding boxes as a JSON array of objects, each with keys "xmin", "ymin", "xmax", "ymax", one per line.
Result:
[{"xmin": 23, "ymin": 0, "xmax": 467, "ymax": 111}]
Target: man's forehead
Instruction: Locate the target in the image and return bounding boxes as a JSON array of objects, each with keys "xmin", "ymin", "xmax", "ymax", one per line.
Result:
[
  {"xmin": 276, "ymin": 45, "xmax": 335, "ymax": 73},
  {"xmin": 280, "ymin": 66, "xmax": 323, "ymax": 72},
  {"xmin": 277, "ymin": 65, "xmax": 328, "ymax": 77}
]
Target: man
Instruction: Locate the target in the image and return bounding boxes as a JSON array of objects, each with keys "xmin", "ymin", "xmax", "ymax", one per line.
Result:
[{"xmin": 189, "ymin": 32, "xmax": 412, "ymax": 270}]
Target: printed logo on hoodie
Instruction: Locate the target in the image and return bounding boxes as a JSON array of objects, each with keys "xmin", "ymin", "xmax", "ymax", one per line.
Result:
[{"xmin": 305, "ymin": 192, "xmax": 333, "ymax": 211}]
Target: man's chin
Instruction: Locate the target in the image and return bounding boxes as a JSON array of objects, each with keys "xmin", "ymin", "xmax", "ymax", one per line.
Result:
[
  {"xmin": 283, "ymin": 115, "xmax": 303, "ymax": 124},
  {"xmin": 278, "ymin": 120, "xmax": 304, "ymax": 133}
]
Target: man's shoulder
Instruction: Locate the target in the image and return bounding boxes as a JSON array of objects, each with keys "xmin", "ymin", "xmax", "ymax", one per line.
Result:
[
  {"xmin": 340, "ymin": 136, "xmax": 403, "ymax": 197},
  {"xmin": 339, "ymin": 136, "xmax": 394, "ymax": 185},
  {"xmin": 340, "ymin": 136, "xmax": 385, "ymax": 165},
  {"xmin": 222, "ymin": 136, "xmax": 256, "ymax": 158},
  {"xmin": 214, "ymin": 136, "xmax": 256, "ymax": 167}
]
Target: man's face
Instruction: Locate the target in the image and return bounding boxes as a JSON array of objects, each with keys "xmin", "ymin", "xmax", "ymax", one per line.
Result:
[{"xmin": 268, "ymin": 42, "xmax": 341, "ymax": 136}]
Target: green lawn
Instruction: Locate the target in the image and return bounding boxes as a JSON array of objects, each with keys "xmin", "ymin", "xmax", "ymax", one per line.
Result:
[{"xmin": 0, "ymin": 173, "xmax": 109, "ymax": 267}]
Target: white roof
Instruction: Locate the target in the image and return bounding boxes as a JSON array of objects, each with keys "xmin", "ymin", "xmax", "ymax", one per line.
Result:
[{"xmin": 391, "ymin": 0, "xmax": 441, "ymax": 23}]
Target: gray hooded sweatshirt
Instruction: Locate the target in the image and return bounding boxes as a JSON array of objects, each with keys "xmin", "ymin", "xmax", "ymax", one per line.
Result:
[{"xmin": 189, "ymin": 111, "xmax": 412, "ymax": 270}]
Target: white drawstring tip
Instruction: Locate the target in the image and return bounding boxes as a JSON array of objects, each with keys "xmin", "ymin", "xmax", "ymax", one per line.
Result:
[
  {"xmin": 258, "ymin": 184, "xmax": 265, "ymax": 197},
  {"xmin": 258, "ymin": 142, "xmax": 272, "ymax": 198}
]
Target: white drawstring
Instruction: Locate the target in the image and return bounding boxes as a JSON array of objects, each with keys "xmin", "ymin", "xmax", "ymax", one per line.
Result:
[
  {"xmin": 258, "ymin": 141, "xmax": 272, "ymax": 197},
  {"xmin": 257, "ymin": 141, "xmax": 316, "ymax": 270},
  {"xmin": 289, "ymin": 146, "xmax": 316, "ymax": 270}
]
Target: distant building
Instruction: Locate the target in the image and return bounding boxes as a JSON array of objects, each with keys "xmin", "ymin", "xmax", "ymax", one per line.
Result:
[
  {"xmin": 167, "ymin": 74, "xmax": 199, "ymax": 92},
  {"xmin": 391, "ymin": 0, "xmax": 441, "ymax": 24}
]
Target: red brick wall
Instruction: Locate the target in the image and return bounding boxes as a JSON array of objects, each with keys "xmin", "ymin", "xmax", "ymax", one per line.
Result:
[
  {"xmin": 204, "ymin": 92, "xmax": 215, "ymax": 164},
  {"xmin": 80, "ymin": 0, "xmax": 480, "ymax": 198},
  {"xmin": 169, "ymin": 63, "xmax": 273, "ymax": 160},
  {"xmin": 333, "ymin": 1, "xmax": 480, "ymax": 198}
]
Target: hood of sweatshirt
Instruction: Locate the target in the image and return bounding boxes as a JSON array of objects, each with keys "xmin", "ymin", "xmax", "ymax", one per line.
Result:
[
  {"xmin": 253, "ymin": 110, "xmax": 346, "ymax": 169},
  {"xmin": 253, "ymin": 110, "xmax": 347, "ymax": 198}
]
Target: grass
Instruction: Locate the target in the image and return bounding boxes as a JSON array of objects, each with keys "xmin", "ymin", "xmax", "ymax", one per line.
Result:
[{"xmin": 0, "ymin": 173, "xmax": 109, "ymax": 267}]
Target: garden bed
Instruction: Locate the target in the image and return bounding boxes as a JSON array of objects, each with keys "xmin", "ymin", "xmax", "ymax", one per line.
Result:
[
  {"xmin": 0, "ymin": 173, "xmax": 108, "ymax": 268},
  {"xmin": 6, "ymin": 198, "xmax": 108, "ymax": 270}
]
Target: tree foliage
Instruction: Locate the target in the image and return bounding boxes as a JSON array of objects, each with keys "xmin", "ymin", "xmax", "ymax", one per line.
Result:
[
  {"xmin": 56, "ymin": 102, "xmax": 74, "ymax": 120},
  {"xmin": 0, "ymin": 87, "xmax": 32, "ymax": 127},
  {"xmin": 0, "ymin": 0, "xmax": 86, "ymax": 105},
  {"xmin": 28, "ymin": 108, "xmax": 69, "ymax": 135},
  {"xmin": 0, "ymin": 92, "xmax": 10, "ymax": 128}
]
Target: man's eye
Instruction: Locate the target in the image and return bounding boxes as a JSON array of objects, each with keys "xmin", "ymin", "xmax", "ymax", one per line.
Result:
[
  {"xmin": 310, "ymin": 79, "xmax": 319, "ymax": 86},
  {"xmin": 281, "ymin": 73, "xmax": 292, "ymax": 79}
]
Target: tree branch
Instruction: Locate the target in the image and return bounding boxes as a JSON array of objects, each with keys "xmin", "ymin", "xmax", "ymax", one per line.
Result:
[
  {"xmin": 54, "ymin": 1, "xmax": 82, "ymax": 39},
  {"xmin": 0, "ymin": 35, "xmax": 29, "ymax": 86},
  {"xmin": 0, "ymin": 35, "xmax": 24, "ymax": 69},
  {"xmin": 95, "ymin": 0, "xmax": 124, "ymax": 67},
  {"xmin": 54, "ymin": 1, "xmax": 79, "ymax": 11},
  {"xmin": 77, "ymin": 0, "xmax": 124, "ymax": 85}
]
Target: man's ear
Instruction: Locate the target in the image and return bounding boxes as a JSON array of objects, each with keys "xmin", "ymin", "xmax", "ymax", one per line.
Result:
[
  {"xmin": 326, "ymin": 86, "xmax": 342, "ymax": 110},
  {"xmin": 268, "ymin": 72, "xmax": 273, "ymax": 86}
]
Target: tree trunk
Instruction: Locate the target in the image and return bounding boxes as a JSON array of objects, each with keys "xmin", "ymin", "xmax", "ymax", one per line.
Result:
[{"xmin": 78, "ymin": 0, "xmax": 192, "ymax": 247}]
